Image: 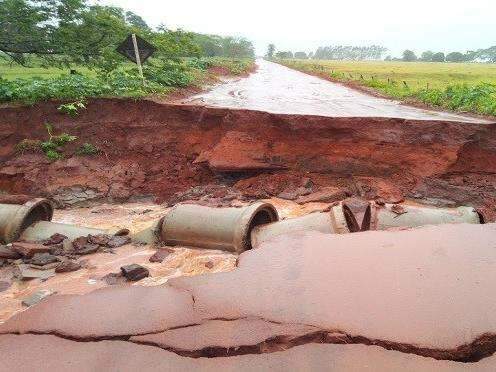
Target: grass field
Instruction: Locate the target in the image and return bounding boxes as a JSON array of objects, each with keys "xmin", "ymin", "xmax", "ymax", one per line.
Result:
[{"xmin": 279, "ymin": 59, "xmax": 496, "ymax": 116}]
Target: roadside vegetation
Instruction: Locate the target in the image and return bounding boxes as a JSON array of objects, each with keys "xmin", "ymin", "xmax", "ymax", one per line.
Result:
[
  {"xmin": 0, "ymin": 0, "xmax": 255, "ymax": 104},
  {"xmin": 277, "ymin": 59, "xmax": 496, "ymax": 116},
  {"xmin": 268, "ymin": 43, "xmax": 496, "ymax": 117}
]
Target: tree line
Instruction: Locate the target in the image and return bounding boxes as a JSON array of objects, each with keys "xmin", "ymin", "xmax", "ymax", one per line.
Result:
[
  {"xmin": 267, "ymin": 43, "xmax": 496, "ymax": 63},
  {"xmin": 0, "ymin": 0, "xmax": 255, "ymax": 71},
  {"xmin": 398, "ymin": 48, "xmax": 496, "ymax": 63}
]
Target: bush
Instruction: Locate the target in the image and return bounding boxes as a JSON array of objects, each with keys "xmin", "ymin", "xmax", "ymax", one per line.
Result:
[{"xmin": 76, "ymin": 143, "xmax": 100, "ymax": 156}]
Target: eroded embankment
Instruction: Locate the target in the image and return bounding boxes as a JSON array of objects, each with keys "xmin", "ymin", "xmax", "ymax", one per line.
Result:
[{"xmin": 0, "ymin": 98, "xmax": 495, "ymax": 219}]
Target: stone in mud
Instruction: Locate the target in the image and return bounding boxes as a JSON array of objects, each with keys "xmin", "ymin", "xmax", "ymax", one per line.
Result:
[
  {"xmin": 278, "ymin": 186, "xmax": 311, "ymax": 201},
  {"xmin": 0, "ymin": 245, "xmax": 21, "ymax": 259},
  {"xmin": 101, "ymin": 272, "xmax": 126, "ymax": 286},
  {"xmin": 11, "ymin": 242, "xmax": 51, "ymax": 258},
  {"xmin": 0, "ymin": 281, "xmax": 10, "ymax": 292},
  {"xmin": 295, "ymin": 186, "xmax": 350, "ymax": 204},
  {"xmin": 55, "ymin": 260, "xmax": 81, "ymax": 273},
  {"xmin": 75, "ymin": 244, "xmax": 99, "ymax": 256},
  {"xmin": 43, "ymin": 233, "xmax": 68, "ymax": 246},
  {"xmin": 22, "ymin": 289, "xmax": 56, "ymax": 307},
  {"xmin": 87, "ymin": 234, "xmax": 111, "ymax": 246},
  {"xmin": 107, "ymin": 235, "xmax": 131, "ymax": 248},
  {"xmin": 15, "ymin": 264, "xmax": 55, "ymax": 281},
  {"xmin": 149, "ymin": 248, "xmax": 173, "ymax": 263},
  {"xmin": 29, "ymin": 262, "xmax": 59, "ymax": 271},
  {"xmin": 120, "ymin": 264, "xmax": 149, "ymax": 281},
  {"xmin": 0, "ymin": 259, "xmax": 5, "ymax": 267},
  {"xmin": 204, "ymin": 261, "xmax": 214, "ymax": 269},
  {"xmin": 71, "ymin": 236, "xmax": 89, "ymax": 251},
  {"xmin": 29, "ymin": 253, "xmax": 60, "ymax": 267}
]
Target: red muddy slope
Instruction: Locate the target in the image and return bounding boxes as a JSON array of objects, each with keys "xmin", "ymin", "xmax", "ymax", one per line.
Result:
[{"xmin": 0, "ymin": 98, "xmax": 495, "ymax": 219}]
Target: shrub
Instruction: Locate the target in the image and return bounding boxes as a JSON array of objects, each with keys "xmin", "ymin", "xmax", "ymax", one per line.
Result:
[
  {"xmin": 76, "ymin": 143, "xmax": 100, "ymax": 156},
  {"xmin": 58, "ymin": 100, "xmax": 86, "ymax": 117}
]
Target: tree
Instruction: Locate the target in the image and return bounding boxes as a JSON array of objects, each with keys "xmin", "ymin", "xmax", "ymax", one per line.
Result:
[
  {"xmin": 384, "ymin": 55, "xmax": 392, "ymax": 61},
  {"xmin": 446, "ymin": 52, "xmax": 465, "ymax": 62},
  {"xmin": 431, "ymin": 52, "xmax": 445, "ymax": 62},
  {"xmin": 275, "ymin": 51, "xmax": 293, "ymax": 59},
  {"xmin": 125, "ymin": 11, "xmax": 150, "ymax": 30},
  {"xmin": 420, "ymin": 51, "xmax": 434, "ymax": 62},
  {"xmin": 478, "ymin": 46, "xmax": 496, "ymax": 63},
  {"xmin": 312, "ymin": 45, "xmax": 387, "ymax": 60},
  {"xmin": 266, "ymin": 43, "xmax": 275, "ymax": 58},
  {"xmin": 294, "ymin": 51, "xmax": 308, "ymax": 59},
  {"xmin": 402, "ymin": 50, "xmax": 417, "ymax": 62}
]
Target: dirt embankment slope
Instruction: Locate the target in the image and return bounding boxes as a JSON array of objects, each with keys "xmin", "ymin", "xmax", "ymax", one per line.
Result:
[{"xmin": 0, "ymin": 98, "xmax": 495, "ymax": 219}]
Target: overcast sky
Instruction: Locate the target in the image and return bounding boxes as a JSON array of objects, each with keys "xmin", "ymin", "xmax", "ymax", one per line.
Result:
[{"xmin": 98, "ymin": 0, "xmax": 494, "ymax": 57}]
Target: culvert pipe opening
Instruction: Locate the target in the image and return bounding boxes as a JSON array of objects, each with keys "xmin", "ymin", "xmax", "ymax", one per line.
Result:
[{"xmin": 160, "ymin": 202, "xmax": 279, "ymax": 253}]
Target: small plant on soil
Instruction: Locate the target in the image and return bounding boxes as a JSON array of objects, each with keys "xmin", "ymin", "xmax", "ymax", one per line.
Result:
[
  {"xmin": 39, "ymin": 123, "xmax": 77, "ymax": 161},
  {"xmin": 57, "ymin": 100, "xmax": 86, "ymax": 117},
  {"xmin": 76, "ymin": 143, "xmax": 100, "ymax": 156},
  {"xmin": 15, "ymin": 139, "xmax": 42, "ymax": 154}
]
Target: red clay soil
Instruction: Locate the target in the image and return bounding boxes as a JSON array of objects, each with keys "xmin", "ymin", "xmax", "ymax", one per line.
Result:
[{"xmin": 0, "ymin": 98, "xmax": 495, "ymax": 219}]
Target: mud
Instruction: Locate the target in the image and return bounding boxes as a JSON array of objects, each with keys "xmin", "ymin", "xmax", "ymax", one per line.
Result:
[
  {"xmin": 1, "ymin": 98, "xmax": 495, "ymax": 220},
  {"xmin": 185, "ymin": 59, "xmax": 492, "ymax": 123},
  {"xmin": 1, "ymin": 223, "xmax": 496, "ymax": 367}
]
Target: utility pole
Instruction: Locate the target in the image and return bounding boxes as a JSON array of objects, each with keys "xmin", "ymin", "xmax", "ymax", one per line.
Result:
[{"xmin": 131, "ymin": 33, "xmax": 145, "ymax": 86}]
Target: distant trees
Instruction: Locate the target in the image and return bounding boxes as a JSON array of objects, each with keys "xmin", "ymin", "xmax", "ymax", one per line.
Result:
[
  {"xmin": 193, "ymin": 34, "xmax": 255, "ymax": 58},
  {"xmin": 313, "ymin": 45, "xmax": 387, "ymax": 60},
  {"xmin": 431, "ymin": 52, "xmax": 445, "ymax": 62},
  {"xmin": 294, "ymin": 51, "xmax": 308, "ymax": 59},
  {"xmin": 446, "ymin": 52, "xmax": 465, "ymax": 62},
  {"xmin": 266, "ymin": 44, "xmax": 275, "ymax": 58},
  {"xmin": 420, "ymin": 51, "xmax": 434, "ymax": 61},
  {"xmin": 402, "ymin": 50, "xmax": 417, "ymax": 62},
  {"xmin": 275, "ymin": 51, "xmax": 293, "ymax": 59}
]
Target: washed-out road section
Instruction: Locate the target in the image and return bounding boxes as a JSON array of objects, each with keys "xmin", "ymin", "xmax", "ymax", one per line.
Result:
[{"xmin": 185, "ymin": 59, "xmax": 490, "ymax": 123}]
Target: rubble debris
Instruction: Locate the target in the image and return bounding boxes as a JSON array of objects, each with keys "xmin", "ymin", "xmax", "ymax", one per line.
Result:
[
  {"xmin": 101, "ymin": 272, "xmax": 127, "ymax": 286},
  {"xmin": 295, "ymin": 187, "xmax": 350, "ymax": 204},
  {"xmin": 22, "ymin": 289, "xmax": 56, "ymax": 307},
  {"xmin": 120, "ymin": 264, "xmax": 150, "ymax": 281},
  {"xmin": 107, "ymin": 235, "xmax": 131, "ymax": 248},
  {"xmin": 75, "ymin": 244, "xmax": 100, "ymax": 256},
  {"xmin": 0, "ymin": 245, "xmax": 21, "ymax": 259},
  {"xmin": 29, "ymin": 253, "xmax": 60, "ymax": 267},
  {"xmin": 55, "ymin": 259, "xmax": 81, "ymax": 273},
  {"xmin": 0, "ymin": 281, "xmax": 10, "ymax": 292},
  {"xmin": 43, "ymin": 233, "xmax": 68, "ymax": 245},
  {"xmin": 149, "ymin": 248, "xmax": 173, "ymax": 263},
  {"xmin": 204, "ymin": 261, "xmax": 214, "ymax": 269},
  {"xmin": 11, "ymin": 242, "xmax": 51, "ymax": 258},
  {"xmin": 15, "ymin": 264, "xmax": 55, "ymax": 280}
]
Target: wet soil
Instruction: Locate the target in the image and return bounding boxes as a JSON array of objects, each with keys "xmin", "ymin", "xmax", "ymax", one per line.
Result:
[{"xmin": 0, "ymin": 98, "xmax": 495, "ymax": 219}]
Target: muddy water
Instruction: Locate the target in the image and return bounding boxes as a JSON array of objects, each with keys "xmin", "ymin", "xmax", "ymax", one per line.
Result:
[
  {"xmin": 0, "ymin": 199, "xmax": 325, "ymax": 323},
  {"xmin": 185, "ymin": 59, "xmax": 488, "ymax": 123}
]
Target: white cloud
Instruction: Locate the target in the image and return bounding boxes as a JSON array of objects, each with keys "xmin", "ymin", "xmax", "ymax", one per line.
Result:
[{"xmin": 97, "ymin": 0, "xmax": 495, "ymax": 56}]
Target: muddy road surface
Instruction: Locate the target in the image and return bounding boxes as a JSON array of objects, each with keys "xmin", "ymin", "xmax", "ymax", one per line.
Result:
[{"xmin": 185, "ymin": 59, "xmax": 489, "ymax": 123}]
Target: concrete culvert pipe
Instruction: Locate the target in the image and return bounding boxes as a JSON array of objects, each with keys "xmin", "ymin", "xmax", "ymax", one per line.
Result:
[
  {"xmin": 159, "ymin": 202, "xmax": 279, "ymax": 253},
  {"xmin": 0, "ymin": 198, "xmax": 53, "ymax": 244},
  {"xmin": 361, "ymin": 202, "xmax": 483, "ymax": 231},
  {"xmin": 19, "ymin": 221, "xmax": 129, "ymax": 241},
  {"xmin": 250, "ymin": 203, "xmax": 360, "ymax": 248}
]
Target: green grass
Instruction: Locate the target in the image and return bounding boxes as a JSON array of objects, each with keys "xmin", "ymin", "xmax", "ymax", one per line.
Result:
[
  {"xmin": 278, "ymin": 59, "xmax": 496, "ymax": 116},
  {"xmin": 0, "ymin": 57, "xmax": 255, "ymax": 104}
]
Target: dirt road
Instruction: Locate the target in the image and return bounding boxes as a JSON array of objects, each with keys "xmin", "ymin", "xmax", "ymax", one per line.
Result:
[{"xmin": 186, "ymin": 59, "xmax": 489, "ymax": 123}]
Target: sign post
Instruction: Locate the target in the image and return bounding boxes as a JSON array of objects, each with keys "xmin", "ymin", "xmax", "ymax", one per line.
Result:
[
  {"xmin": 116, "ymin": 34, "xmax": 156, "ymax": 87},
  {"xmin": 131, "ymin": 33, "xmax": 145, "ymax": 86}
]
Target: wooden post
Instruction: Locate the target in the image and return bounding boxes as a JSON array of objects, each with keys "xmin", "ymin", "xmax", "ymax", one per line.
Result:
[{"xmin": 131, "ymin": 33, "xmax": 145, "ymax": 86}]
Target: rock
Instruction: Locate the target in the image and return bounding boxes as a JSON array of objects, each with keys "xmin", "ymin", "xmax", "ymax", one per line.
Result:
[
  {"xmin": 204, "ymin": 261, "xmax": 214, "ymax": 269},
  {"xmin": 11, "ymin": 242, "xmax": 51, "ymax": 258},
  {"xmin": 120, "ymin": 264, "xmax": 149, "ymax": 281},
  {"xmin": 296, "ymin": 187, "xmax": 350, "ymax": 204},
  {"xmin": 29, "ymin": 262, "xmax": 60, "ymax": 271},
  {"xmin": 0, "ymin": 259, "xmax": 6, "ymax": 268},
  {"xmin": 0, "ymin": 281, "xmax": 10, "ymax": 292},
  {"xmin": 0, "ymin": 245, "xmax": 21, "ymax": 259},
  {"xmin": 22, "ymin": 289, "xmax": 56, "ymax": 307},
  {"xmin": 107, "ymin": 235, "xmax": 131, "ymax": 248},
  {"xmin": 101, "ymin": 272, "xmax": 126, "ymax": 286},
  {"xmin": 87, "ymin": 234, "xmax": 111, "ymax": 246},
  {"xmin": 29, "ymin": 253, "xmax": 60, "ymax": 267},
  {"xmin": 43, "ymin": 233, "xmax": 68, "ymax": 246},
  {"xmin": 71, "ymin": 236, "xmax": 88, "ymax": 251},
  {"xmin": 15, "ymin": 264, "xmax": 55, "ymax": 281},
  {"xmin": 48, "ymin": 244, "xmax": 63, "ymax": 256},
  {"xmin": 278, "ymin": 186, "xmax": 311, "ymax": 200},
  {"xmin": 62, "ymin": 239, "xmax": 73, "ymax": 254},
  {"xmin": 75, "ymin": 244, "xmax": 99, "ymax": 256},
  {"xmin": 149, "ymin": 248, "xmax": 173, "ymax": 263},
  {"xmin": 55, "ymin": 260, "xmax": 82, "ymax": 273}
]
